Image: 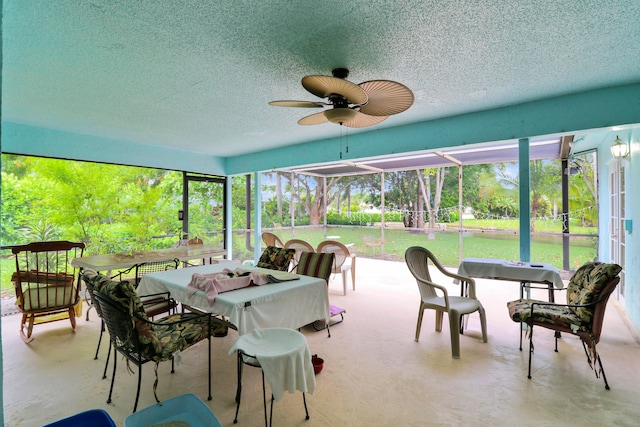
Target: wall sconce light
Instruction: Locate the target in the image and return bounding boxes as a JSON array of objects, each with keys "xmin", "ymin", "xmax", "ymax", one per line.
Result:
[{"xmin": 610, "ymin": 135, "xmax": 629, "ymax": 158}]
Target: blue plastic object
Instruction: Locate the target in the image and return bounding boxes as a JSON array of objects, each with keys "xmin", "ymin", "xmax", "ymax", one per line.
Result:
[
  {"xmin": 124, "ymin": 393, "xmax": 222, "ymax": 427},
  {"xmin": 42, "ymin": 409, "xmax": 116, "ymax": 427}
]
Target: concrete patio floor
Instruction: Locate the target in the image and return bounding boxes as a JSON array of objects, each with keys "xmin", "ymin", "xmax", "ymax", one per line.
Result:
[{"xmin": 2, "ymin": 257, "xmax": 640, "ymax": 426}]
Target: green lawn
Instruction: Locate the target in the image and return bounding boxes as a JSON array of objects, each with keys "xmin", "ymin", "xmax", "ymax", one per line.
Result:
[{"xmin": 1, "ymin": 225, "xmax": 597, "ymax": 295}]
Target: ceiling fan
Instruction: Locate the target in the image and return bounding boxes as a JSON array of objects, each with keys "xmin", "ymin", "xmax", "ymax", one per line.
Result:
[{"xmin": 269, "ymin": 68, "xmax": 414, "ymax": 128}]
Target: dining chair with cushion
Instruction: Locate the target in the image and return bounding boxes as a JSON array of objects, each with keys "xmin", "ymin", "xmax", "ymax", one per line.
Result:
[
  {"xmin": 256, "ymin": 246, "xmax": 296, "ymax": 271},
  {"xmin": 261, "ymin": 231, "xmax": 285, "ymax": 248},
  {"xmin": 284, "ymin": 238, "xmax": 315, "ymax": 271},
  {"xmin": 507, "ymin": 261, "xmax": 621, "ymax": 389},
  {"xmin": 10, "ymin": 240, "xmax": 86, "ymax": 343},
  {"xmin": 296, "ymin": 251, "xmax": 345, "ymax": 337},
  {"xmin": 88, "ymin": 272, "xmax": 232, "ymax": 412},
  {"xmin": 405, "ymin": 246, "xmax": 488, "ymax": 359},
  {"xmin": 316, "ymin": 240, "xmax": 356, "ymax": 295}
]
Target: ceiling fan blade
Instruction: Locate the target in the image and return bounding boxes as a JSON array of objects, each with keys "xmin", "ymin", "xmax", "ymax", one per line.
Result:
[
  {"xmin": 302, "ymin": 75, "xmax": 368, "ymax": 105},
  {"xmin": 357, "ymin": 80, "xmax": 414, "ymax": 116},
  {"xmin": 342, "ymin": 111, "xmax": 389, "ymax": 128},
  {"xmin": 298, "ymin": 111, "xmax": 329, "ymax": 126},
  {"xmin": 268, "ymin": 100, "xmax": 327, "ymax": 108}
]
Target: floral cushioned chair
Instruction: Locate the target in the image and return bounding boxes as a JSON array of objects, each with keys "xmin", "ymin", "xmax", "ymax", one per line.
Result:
[
  {"xmin": 86, "ymin": 272, "xmax": 232, "ymax": 412},
  {"xmin": 256, "ymin": 246, "xmax": 296, "ymax": 271},
  {"xmin": 507, "ymin": 262, "xmax": 621, "ymax": 389}
]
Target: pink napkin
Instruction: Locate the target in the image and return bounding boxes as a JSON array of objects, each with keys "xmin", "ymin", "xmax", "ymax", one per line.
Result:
[{"xmin": 186, "ymin": 268, "xmax": 269, "ymax": 304}]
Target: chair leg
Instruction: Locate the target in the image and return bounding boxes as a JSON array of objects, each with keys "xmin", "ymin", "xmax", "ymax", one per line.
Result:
[
  {"xmin": 207, "ymin": 336, "xmax": 212, "ymax": 401},
  {"xmin": 597, "ymin": 354, "xmax": 610, "ymax": 390},
  {"xmin": 262, "ymin": 371, "xmax": 269, "ymax": 427},
  {"xmin": 415, "ymin": 306, "xmax": 425, "ymax": 342},
  {"xmin": 107, "ymin": 346, "xmax": 117, "ymax": 404},
  {"xmin": 341, "ymin": 270, "xmax": 347, "ymax": 295},
  {"xmin": 527, "ymin": 325, "xmax": 534, "ymax": 380},
  {"xmin": 94, "ymin": 320, "xmax": 104, "ymax": 360},
  {"xmin": 102, "ymin": 341, "xmax": 112, "ymax": 380},
  {"xmin": 133, "ymin": 362, "xmax": 142, "ymax": 413},
  {"xmin": 448, "ymin": 312, "xmax": 461, "ymax": 359},
  {"xmin": 303, "ymin": 392, "xmax": 309, "ymax": 420},
  {"xmin": 435, "ymin": 310, "xmax": 443, "ymax": 333},
  {"xmin": 233, "ymin": 353, "xmax": 243, "ymax": 424},
  {"xmin": 478, "ymin": 307, "xmax": 488, "ymax": 343},
  {"xmin": 351, "ymin": 259, "xmax": 356, "ymax": 291}
]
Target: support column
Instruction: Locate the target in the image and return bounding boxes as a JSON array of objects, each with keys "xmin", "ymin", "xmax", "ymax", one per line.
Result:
[{"xmin": 519, "ymin": 138, "xmax": 531, "ymax": 262}]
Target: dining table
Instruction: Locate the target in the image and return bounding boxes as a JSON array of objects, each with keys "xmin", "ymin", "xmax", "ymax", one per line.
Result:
[
  {"xmin": 71, "ymin": 244, "xmax": 227, "ymax": 274},
  {"xmin": 137, "ymin": 263, "xmax": 330, "ymax": 335},
  {"xmin": 457, "ymin": 257, "xmax": 564, "ymax": 301}
]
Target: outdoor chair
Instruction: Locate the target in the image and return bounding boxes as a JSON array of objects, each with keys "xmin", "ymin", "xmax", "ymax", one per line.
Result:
[
  {"xmin": 10, "ymin": 240, "xmax": 85, "ymax": 343},
  {"xmin": 90, "ymin": 273, "xmax": 232, "ymax": 412},
  {"xmin": 362, "ymin": 235, "xmax": 384, "ymax": 256},
  {"xmin": 284, "ymin": 238, "xmax": 315, "ymax": 271},
  {"xmin": 316, "ymin": 240, "xmax": 356, "ymax": 295},
  {"xmin": 507, "ymin": 261, "xmax": 621, "ymax": 389},
  {"xmin": 405, "ymin": 246, "xmax": 487, "ymax": 358},
  {"xmin": 295, "ymin": 251, "xmax": 345, "ymax": 337},
  {"xmin": 114, "ymin": 258, "xmax": 180, "ymax": 315},
  {"xmin": 81, "ymin": 271, "xmax": 177, "ymax": 380},
  {"xmin": 261, "ymin": 231, "xmax": 285, "ymax": 248}
]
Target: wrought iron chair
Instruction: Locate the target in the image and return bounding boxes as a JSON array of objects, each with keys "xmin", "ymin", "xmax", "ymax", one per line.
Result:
[
  {"xmin": 316, "ymin": 240, "xmax": 356, "ymax": 295},
  {"xmin": 89, "ymin": 272, "xmax": 232, "ymax": 412},
  {"xmin": 10, "ymin": 240, "xmax": 85, "ymax": 343},
  {"xmin": 405, "ymin": 246, "xmax": 487, "ymax": 358},
  {"xmin": 507, "ymin": 262, "xmax": 621, "ymax": 389}
]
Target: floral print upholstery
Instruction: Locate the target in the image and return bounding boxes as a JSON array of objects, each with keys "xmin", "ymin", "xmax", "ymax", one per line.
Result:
[
  {"xmin": 508, "ymin": 262, "xmax": 621, "ymax": 328},
  {"xmin": 87, "ymin": 273, "xmax": 228, "ymax": 362},
  {"xmin": 256, "ymin": 246, "xmax": 295, "ymax": 271},
  {"xmin": 565, "ymin": 262, "xmax": 622, "ymax": 322}
]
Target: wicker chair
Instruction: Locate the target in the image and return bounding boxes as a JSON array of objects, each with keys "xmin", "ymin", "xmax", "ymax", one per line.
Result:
[{"xmin": 10, "ymin": 240, "xmax": 85, "ymax": 343}]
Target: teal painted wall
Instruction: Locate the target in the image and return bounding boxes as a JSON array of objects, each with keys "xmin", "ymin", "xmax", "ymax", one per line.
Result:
[{"xmin": 2, "ymin": 122, "xmax": 226, "ymax": 175}]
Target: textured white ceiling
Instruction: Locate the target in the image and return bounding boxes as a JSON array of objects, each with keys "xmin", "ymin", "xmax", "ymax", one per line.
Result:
[{"xmin": 3, "ymin": 1, "xmax": 640, "ymax": 158}]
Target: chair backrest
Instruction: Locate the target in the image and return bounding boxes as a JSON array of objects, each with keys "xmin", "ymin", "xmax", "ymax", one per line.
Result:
[
  {"xmin": 284, "ymin": 239, "xmax": 315, "ymax": 267},
  {"xmin": 296, "ymin": 252, "xmax": 335, "ymax": 284},
  {"xmin": 565, "ymin": 262, "xmax": 622, "ymax": 343},
  {"xmin": 93, "ymin": 276, "xmax": 160, "ymax": 358},
  {"xmin": 404, "ymin": 246, "xmax": 444, "ymax": 300},
  {"xmin": 80, "ymin": 271, "xmax": 111, "ymax": 320},
  {"xmin": 261, "ymin": 232, "xmax": 285, "ymax": 248},
  {"xmin": 11, "ymin": 240, "xmax": 85, "ymax": 313},
  {"xmin": 316, "ymin": 240, "xmax": 350, "ymax": 271},
  {"xmin": 256, "ymin": 246, "xmax": 296, "ymax": 271},
  {"xmin": 362, "ymin": 235, "xmax": 384, "ymax": 247},
  {"xmin": 133, "ymin": 258, "xmax": 179, "ymax": 286}
]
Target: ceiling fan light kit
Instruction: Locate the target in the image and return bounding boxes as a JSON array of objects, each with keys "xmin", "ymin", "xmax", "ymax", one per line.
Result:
[
  {"xmin": 324, "ymin": 108, "xmax": 358, "ymax": 124},
  {"xmin": 270, "ymin": 68, "xmax": 414, "ymax": 128}
]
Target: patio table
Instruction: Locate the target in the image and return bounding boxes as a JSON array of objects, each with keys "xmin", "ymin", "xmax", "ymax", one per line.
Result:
[
  {"xmin": 71, "ymin": 245, "xmax": 227, "ymax": 274},
  {"xmin": 137, "ymin": 264, "xmax": 330, "ymax": 335}
]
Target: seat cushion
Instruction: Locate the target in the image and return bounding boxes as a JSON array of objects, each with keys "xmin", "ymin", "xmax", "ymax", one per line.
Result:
[
  {"xmin": 256, "ymin": 246, "xmax": 295, "ymax": 271},
  {"xmin": 566, "ymin": 262, "xmax": 622, "ymax": 322},
  {"xmin": 151, "ymin": 313, "xmax": 226, "ymax": 361},
  {"xmin": 507, "ymin": 299, "xmax": 588, "ymax": 333}
]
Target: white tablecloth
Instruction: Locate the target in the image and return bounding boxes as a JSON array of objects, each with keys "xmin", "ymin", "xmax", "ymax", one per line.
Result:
[
  {"xmin": 457, "ymin": 258, "xmax": 564, "ymax": 289},
  {"xmin": 229, "ymin": 328, "xmax": 315, "ymax": 401},
  {"xmin": 138, "ymin": 264, "xmax": 329, "ymax": 334}
]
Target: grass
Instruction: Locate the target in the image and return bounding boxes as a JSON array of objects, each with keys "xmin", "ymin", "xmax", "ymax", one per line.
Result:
[{"xmin": 1, "ymin": 224, "xmax": 597, "ymax": 295}]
